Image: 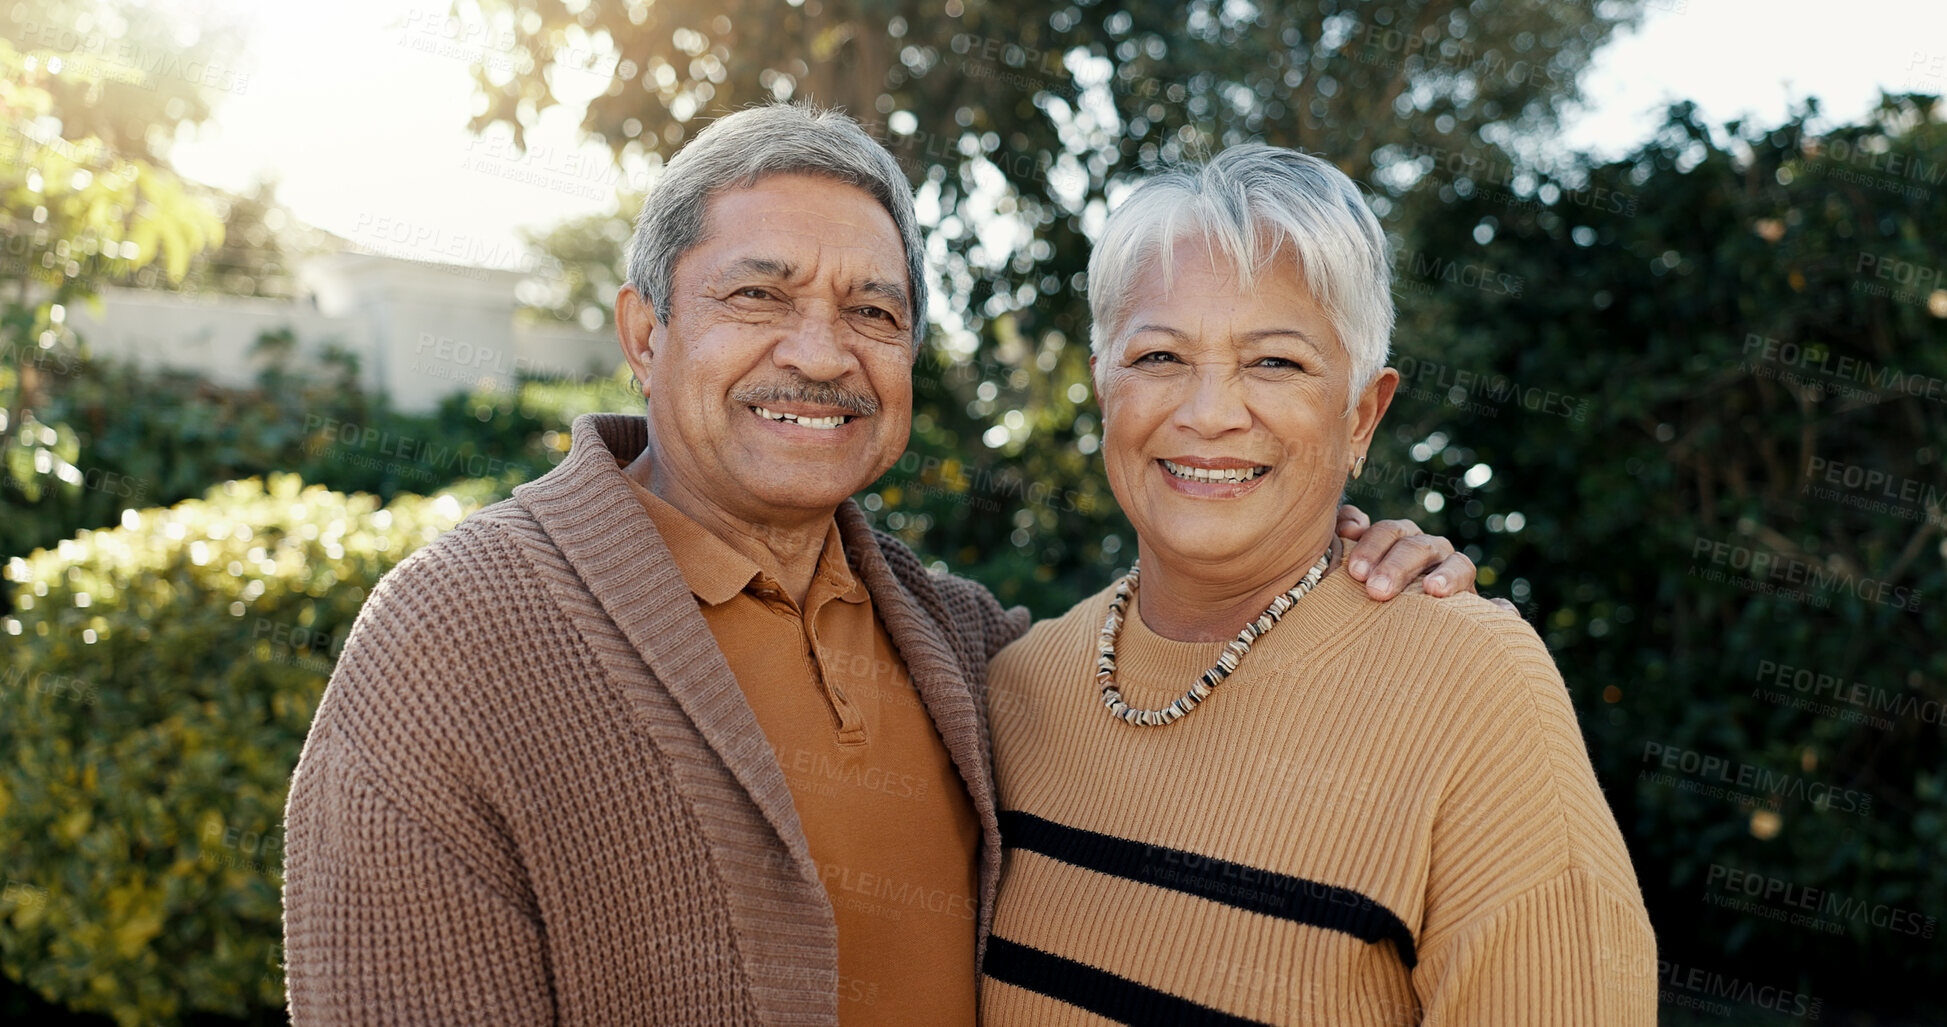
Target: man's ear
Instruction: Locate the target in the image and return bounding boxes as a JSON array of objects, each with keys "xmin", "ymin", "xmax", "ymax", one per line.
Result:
[{"xmin": 615, "ymin": 284, "xmax": 661, "ymax": 396}]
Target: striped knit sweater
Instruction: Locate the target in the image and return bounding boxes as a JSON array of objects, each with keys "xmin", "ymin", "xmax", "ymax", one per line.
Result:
[{"xmin": 979, "ymin": 568, "xmax": 1656, "ymax": 1025}]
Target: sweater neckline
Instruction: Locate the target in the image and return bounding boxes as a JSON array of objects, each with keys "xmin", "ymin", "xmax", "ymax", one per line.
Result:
[{"xmin": 1110, "ymin": 567, "xmax": 1379, "ymax": 713}]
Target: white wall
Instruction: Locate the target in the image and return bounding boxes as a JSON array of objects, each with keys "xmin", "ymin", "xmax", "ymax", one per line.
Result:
[{"xmin": 64, "ymin": 252, "xmax": 617, "ymax": 413}]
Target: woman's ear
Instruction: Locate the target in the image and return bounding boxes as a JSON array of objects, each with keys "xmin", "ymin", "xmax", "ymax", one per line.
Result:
[{"xmin": 1349, "ymin": 366, "xmax": 1400, "ymax": 451}]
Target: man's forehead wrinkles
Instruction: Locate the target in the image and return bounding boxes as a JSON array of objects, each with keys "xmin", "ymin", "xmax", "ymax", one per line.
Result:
[{"xmin": 703, "ymin": 243, "xmax": 905, "ymax": 293}]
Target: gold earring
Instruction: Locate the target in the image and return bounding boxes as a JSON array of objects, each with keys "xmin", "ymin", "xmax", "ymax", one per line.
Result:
[{"xmin": 1351, "ymin": 455, "xmax": 1366, "ymax": 479}]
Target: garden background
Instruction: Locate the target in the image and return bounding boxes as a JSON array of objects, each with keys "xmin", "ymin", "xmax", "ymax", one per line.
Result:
[{"xmin": 3, "ymin": 0, "xmax": 1945, "ymax": 1023}]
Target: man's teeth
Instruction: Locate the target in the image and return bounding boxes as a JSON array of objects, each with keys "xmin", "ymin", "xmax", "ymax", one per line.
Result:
[
  {"xmin": 1161, "ymin": 459, "xmax": 1268, "ymax": 483},
  {"xmin": 754, "ymin": 406, "xmax": 850, "ymax": 429}
]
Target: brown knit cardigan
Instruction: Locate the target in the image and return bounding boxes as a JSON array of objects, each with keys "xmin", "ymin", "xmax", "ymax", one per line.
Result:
[{"xmin": 281, "ymin": 413, "xmax": 1030, "ymax": 1025}]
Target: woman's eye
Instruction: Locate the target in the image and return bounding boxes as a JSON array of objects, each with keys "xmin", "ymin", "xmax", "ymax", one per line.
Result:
[
  {"xmin": 1253, "ymin": 357, "xmax": 1301, "ymax": 370},
  {"xmin": 1133, "ymin": 351, "xmax": 1178, "ymax": 365}
]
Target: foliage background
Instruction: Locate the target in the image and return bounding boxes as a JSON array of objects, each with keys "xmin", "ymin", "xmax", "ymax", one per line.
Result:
[{"xmin": 4, "ymin": 0, "xmax": 1944, "ymax": 1023}]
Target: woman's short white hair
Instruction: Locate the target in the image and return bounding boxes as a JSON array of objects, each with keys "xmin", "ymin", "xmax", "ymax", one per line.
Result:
[{"xmin": 1088, "ymin": 144, "xmax": 1393, "ymax": 407}]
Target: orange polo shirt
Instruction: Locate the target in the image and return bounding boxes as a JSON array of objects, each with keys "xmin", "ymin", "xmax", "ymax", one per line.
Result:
[{"xmin": 620, "ymin": 469, "xmax": 980, "ymax": 1025}]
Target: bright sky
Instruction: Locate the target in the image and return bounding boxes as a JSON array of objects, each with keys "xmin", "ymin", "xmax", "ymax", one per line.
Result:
[{"xmin": 167, "ymin": 0, "xmax": 1947, "ymax": 269}]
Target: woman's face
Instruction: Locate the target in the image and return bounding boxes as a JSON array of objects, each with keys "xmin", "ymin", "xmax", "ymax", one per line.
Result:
[{"xmin": 1094, "ymin": 236, "xmax": 1398, "ymax": 577}]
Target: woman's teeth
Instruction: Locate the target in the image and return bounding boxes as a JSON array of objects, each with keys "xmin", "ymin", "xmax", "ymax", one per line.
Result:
[
  {"xmin": 1161, "ymin": 459, "xmax": 1268, "ymax": 483},
  {"xmin": 754, "ymin": 406, "xmax": 850, "ymax": 429}
]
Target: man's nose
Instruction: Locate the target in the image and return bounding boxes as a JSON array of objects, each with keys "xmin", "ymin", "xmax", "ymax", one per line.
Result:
[{"xmin": 772, "ymin": 303, "xmax": 854, "ymax": 380}]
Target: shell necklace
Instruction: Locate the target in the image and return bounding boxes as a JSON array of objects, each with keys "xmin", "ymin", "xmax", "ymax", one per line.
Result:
[{"xmin": 1097, "ymin": 547, "xmax": 1333, "ymax": 727}]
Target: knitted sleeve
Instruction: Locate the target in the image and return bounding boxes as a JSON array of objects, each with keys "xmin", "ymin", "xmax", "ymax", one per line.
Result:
[
  {"xmin": 282, "ymin": 541, "xmax": 554, "ymax": 1025},
  {"xmin": 283, "ymin": 740, "xmax": 554, "ymax": 1025},
  {"xmin": 1409, "ymin": 609, "xmax": 1658, "ymax": 1025}
]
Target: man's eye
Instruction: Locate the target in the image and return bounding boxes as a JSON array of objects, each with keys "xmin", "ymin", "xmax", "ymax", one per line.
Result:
[
  {"xmin": 855, "ymin": 305, "xmax": 894, "ymax": 322},
  {"xmin": 734, "ymin": 286, "xmax": 776, "ymax": 300}
]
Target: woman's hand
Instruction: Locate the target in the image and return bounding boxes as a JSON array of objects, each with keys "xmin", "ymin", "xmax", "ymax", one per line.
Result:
[{"xmin": 1336, "ymin": 504, "xmax": 1518, "ymax": 611}]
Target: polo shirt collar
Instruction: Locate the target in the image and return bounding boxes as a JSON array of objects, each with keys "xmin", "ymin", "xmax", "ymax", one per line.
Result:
[{"xmin": 617, "ymin": 461, "xmax": 866, "ymax": 608}]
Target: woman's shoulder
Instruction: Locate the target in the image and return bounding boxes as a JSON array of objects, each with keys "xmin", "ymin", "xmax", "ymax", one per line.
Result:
[
  {"xmin": 1341, "ymin": 574, "xmax": 1555, "ymax": 675},
  {"xmin": 1319, "ymin": 574, "xmax": 1576, "ymax": 735},
  {"xmin": 989, "ymin": 579, "xmax": 1122, "ymax": 686}
]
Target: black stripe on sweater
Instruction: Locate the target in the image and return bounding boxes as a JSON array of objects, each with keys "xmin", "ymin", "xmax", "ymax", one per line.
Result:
[
  {"xmin": 999, "ymin": 809, "xmax": 1419, "ymax": 969},
  {"xmin": 982, "ymin": 935, "xmax": 1270, "ymax": 1026}
]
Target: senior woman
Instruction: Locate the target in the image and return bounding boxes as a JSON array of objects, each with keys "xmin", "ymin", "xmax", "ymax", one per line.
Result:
[{"xmin": 979, "ymin": 146, "xmax": 1655, "ymax": 1025}]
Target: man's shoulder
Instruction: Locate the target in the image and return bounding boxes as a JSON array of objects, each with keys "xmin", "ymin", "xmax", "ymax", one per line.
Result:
[
  {"xmin": 855, "ymin": 523, "xmax": 1030, "ymax": 657},
  {"xmin": 371, "ymin": 498, "xmax": 543, "ymax": 604}
]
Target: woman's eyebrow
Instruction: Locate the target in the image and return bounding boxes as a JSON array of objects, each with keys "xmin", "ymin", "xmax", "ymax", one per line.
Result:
[{"xmin": 1240, "ymin": 327, "xmax": 1320, "ymax": 348}]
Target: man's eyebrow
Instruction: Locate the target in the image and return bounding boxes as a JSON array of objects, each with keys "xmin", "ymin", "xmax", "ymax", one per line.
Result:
[
  {"xmin": 856, "ymin": 278, "xmax": 910, "ymax": 311},
  {"xmin": 713, "ymin": 256, "xmax": 797, "ymax": 283}
]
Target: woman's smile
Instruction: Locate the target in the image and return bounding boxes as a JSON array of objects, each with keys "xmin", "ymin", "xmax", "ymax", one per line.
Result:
[{"xmin": 1155, "ymin": 457, "xmax": 1274, "ymax": 497}]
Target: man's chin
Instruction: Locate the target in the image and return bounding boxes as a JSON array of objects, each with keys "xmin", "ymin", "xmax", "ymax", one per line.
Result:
[{"xmin": 740, "ymin": 475, "xmax": 879, "ymax": 515}]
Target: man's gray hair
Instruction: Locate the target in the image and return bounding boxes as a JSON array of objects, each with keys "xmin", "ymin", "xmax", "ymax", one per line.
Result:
[
  {"xmin": 1088, "ymin": 144, "xmax": 1393, "ymax": 406},
  {"xmin": 625, "ymin": 102, "xmax": 926, "ymax": 349}
]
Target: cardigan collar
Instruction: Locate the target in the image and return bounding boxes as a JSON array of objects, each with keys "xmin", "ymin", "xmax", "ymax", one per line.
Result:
[{"xmin": 511, "ymin": 413, "xmax": 994, "ymax": 884}]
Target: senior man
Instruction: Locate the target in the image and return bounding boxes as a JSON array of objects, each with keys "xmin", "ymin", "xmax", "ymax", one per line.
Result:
[{"xmin": 280, "ymin": 103, "xmax": 1480, "ymax": 1026}]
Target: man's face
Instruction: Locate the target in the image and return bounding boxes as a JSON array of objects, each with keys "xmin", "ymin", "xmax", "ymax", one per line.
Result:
[{"xmin": 622, "ymin": 172, "xmax": 915, "ymax": 525}]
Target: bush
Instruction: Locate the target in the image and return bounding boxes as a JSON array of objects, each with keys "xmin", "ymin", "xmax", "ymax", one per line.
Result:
[
  {"xmin": 0, "ymin": 474, "xmax": 497, "ymax": 1026},
  {"xmin": 1, "ymin": 337, "xmax": 632, "ymax": 571}
]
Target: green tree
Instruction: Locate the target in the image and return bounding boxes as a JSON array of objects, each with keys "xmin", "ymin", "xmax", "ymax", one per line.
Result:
[
  {"xmin": 1, "ymin": 3, "xmax": 230, "ymax": 515},
  {"xmin": 459, "ymin": 0, "xmax": 1645, "ymax": 611},
  {"xmin": 1369, "ymin": 94, "xmax": 1945, "ymax": 1018}
]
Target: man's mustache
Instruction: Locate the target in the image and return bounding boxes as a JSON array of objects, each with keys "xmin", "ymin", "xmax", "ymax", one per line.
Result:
[{"xmin": 731, "ymin": 378, "xmax": 881, "ymax": 417}]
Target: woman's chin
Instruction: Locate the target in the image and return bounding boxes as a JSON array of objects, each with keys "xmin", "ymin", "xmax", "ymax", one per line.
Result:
[{"xmin": 1136, "ymin": 531, "xmax": 1260, "ymax": 571}]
